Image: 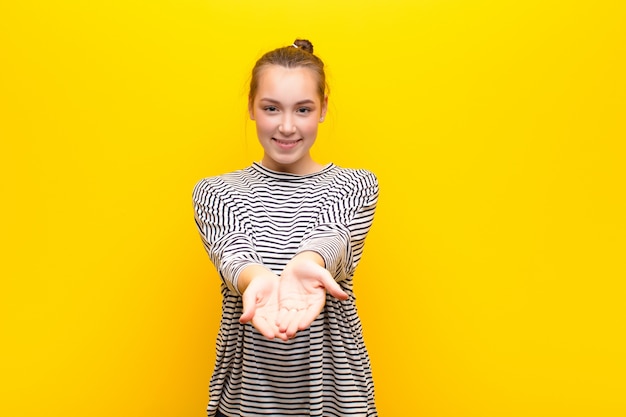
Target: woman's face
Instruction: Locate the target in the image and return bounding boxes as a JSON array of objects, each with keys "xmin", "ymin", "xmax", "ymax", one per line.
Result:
[{"xmin": 249, "ymin": 65, "xmax": 327, "ymax": 175}]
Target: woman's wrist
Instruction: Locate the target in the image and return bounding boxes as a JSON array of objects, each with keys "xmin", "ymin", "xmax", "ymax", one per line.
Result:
[
  {"xmin": 292, "ymin": 251, "xmax": 325, "ymax": 267},
  {"xmin": 237, "ymin": 264, "xmax": 274, "ymax": 293}
]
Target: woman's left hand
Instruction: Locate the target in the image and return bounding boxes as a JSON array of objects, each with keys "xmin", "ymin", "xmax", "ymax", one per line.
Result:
[{"xmin": 277, "ymin": 254, "xmax": 348, "ymax": 339}]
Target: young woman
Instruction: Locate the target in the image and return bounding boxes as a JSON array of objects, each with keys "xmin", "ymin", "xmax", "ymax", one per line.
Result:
[{"xmin": 193, "ymin": 39, "xmax": 379, "ymax": 417}]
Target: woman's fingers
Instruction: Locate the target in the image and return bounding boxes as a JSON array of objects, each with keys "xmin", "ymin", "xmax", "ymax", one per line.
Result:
[
  {"xmin": 318, "ymin": 271, "xmax": 349, "ymax": 301},
  {"xmin": 297, "ymin": 306, "xmax": 322, "ymax": 332},
  {"xmin": 274, "ymin": 263, "xmax": 350, "ymax": 340},
  {"xmin": 251, "ymin": 316, "xmax": 278, "ymax": 340},
  {"xmin": 277, "ymin": 307, "xmax": 300, "ymax": 337},
  {"xmin": 239, "ymin": 291, "xmax": 257, "ymax": 324}
]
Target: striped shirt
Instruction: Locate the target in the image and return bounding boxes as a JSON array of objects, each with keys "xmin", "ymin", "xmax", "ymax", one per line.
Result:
[{"xmin": 192, "ymin": 162, "xmax": 379, "ymax": 417}]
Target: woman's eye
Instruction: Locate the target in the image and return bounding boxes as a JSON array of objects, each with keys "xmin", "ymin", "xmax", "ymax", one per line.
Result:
[
  {"xmin": 297, "ymin": 107, "xmax": 311, "ymax": 114},
  {"xmin": 264, "ymin": 106, "xmax": 278, "ymax": 112}
]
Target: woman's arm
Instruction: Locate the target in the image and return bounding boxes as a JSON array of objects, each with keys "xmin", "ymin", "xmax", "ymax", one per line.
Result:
[
  {"xmin": 193, "ymin": 178, "xmax": 290, "ymax": 339},
  {"xmin": 297, "ymin": 170, "xmax": 379, "ymax": 282},
  {"xmin": 276, "ymin": 170, "xmax": 379, "ymax": 338},
  {"xmin": 193, "ymin": 178, "xmax": 265, "ymax": 296}
]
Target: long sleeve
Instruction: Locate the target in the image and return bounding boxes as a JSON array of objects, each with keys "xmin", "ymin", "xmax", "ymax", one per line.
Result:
[
  {"xmin": 197, "ymin": 163, "xmax": 379, "ymax": 417},
  {"xmin": 297, "ymin": 170, "xmax": 379, "ymax": 282},
  {"xmin": 192, "ymin": 177, "xmax": 263, "ymax": 295}
]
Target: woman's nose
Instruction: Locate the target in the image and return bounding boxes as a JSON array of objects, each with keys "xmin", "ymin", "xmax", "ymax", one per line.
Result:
[{"xmin": 278, "ymin": 114, "xmax": 296, "ymax": 135}]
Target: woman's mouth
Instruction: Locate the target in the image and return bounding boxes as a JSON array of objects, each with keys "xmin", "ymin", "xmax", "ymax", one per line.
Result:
[{"xmin": 272, "ymin": 138, "xmax": 301, "ymax": 149}]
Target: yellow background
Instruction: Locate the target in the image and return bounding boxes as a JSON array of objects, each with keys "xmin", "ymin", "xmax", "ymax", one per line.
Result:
[{"xmin": 2, "ymin": 1, "xmax": 625, "ymax": 416}]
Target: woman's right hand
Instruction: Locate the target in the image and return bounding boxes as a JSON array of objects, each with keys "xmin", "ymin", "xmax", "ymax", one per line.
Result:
[{"xmin": 239, "ymin": 267, "xmax": 287, "ymax": 341}]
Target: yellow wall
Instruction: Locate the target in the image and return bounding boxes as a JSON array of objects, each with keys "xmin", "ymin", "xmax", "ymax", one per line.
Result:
[{"xmin": 2, "ymin": 1, "xmax": 625, "ymax": 416}]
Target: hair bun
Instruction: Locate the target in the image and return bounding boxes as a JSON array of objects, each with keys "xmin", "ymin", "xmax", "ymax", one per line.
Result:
[{"xmin": 293, "ymin": 39, "xmax": 314, "ymax": 54}]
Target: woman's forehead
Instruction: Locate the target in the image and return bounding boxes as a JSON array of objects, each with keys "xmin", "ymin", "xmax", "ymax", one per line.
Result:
[{"xmin": 255, "ymin": 66, "xmax": 320, "ymax": 101}]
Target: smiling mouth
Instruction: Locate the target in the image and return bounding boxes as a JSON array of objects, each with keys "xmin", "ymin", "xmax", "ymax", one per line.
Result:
[{"xmin": 273, "ymin": 138, "xmax": 301, "ymax": 148}]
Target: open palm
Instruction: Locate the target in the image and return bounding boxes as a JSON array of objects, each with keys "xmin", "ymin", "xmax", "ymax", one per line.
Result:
[
  {"xmin": 277, "ymin": 259, "xmax": 348, "ymax": 339},
  {"xmin": 240, "ymin": 274, "xmax": 288, "ymax": 341}
]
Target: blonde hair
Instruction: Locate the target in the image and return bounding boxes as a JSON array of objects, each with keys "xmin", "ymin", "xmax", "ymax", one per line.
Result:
[{"xmin": 249, "ymin": 39, "xmax": 327, "ymax": 102}]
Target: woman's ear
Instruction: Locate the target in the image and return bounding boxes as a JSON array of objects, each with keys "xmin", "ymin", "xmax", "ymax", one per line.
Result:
[
  {"xmin": 319, "ymin": 95, "xmax": 328, "ymax": 122},
  {"xmin": 248, "ymin": 97, "xmax": 255, "ymax": 120}
]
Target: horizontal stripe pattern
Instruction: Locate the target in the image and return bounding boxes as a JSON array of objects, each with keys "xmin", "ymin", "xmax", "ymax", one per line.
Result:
[{"xmin": 193, "ymin": 162, "xmax": 378, "ymax": 416}]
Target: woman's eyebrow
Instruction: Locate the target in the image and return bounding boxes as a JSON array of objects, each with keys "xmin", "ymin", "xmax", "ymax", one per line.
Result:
[{"xmin": 258, "ymin": 98, "xmax": 316, "ymax": 105}]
